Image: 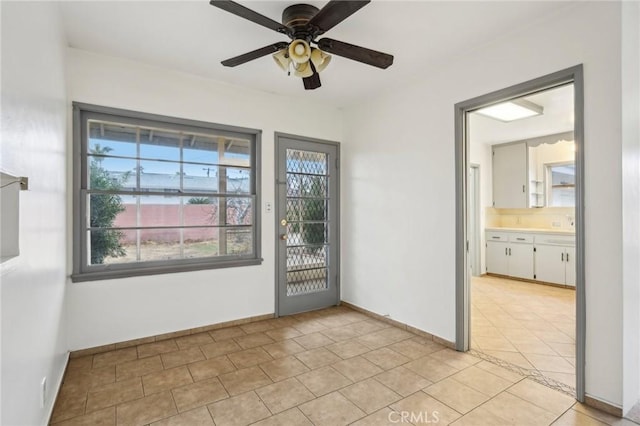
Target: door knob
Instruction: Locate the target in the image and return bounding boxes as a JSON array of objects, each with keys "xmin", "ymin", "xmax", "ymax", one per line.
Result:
[
  {"xmin": 280, "ymin": 219, "xmax": 287, "ymax": 226},
  {"xmin": 280, "ymin": 234, "xmax": 287, "ymax": 240}
]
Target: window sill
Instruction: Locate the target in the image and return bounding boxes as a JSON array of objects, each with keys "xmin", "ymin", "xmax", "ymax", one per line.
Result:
[{"xmin": 71, "ymin": 257, "xmax": 263, "ymax": 282}]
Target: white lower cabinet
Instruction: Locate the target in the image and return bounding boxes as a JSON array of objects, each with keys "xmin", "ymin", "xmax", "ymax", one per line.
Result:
[
  {"xmin": 486, "ymin": 232, "xmax": 534, "ymax": 280},
  {"xmin": 509, "ymin": 242, "xmax": 535, "ymax": 280},
  {"xmin": 486, "ymin": 240, "xmax": 509, "ymax": 276},
  {"xmin": 486, "ymin": 230, "xmax": 575, "ymax": 286},
  {"xmin": 535, "ymin": 241, "xmax": 575, "ymax": 287}
]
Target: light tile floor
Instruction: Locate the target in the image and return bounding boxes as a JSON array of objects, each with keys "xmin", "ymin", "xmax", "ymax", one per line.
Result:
[
  {"xmin": 471, "ymin": 275, "xmax": 577, "ymax": 392},
  {"xmin": 50, "ymin": 305, "xmax": 636, "ymax": 425}
]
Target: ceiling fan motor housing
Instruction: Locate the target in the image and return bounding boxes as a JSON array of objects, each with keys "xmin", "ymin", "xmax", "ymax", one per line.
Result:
[{"xmin": 282, "ymin": 4, "xmax": 319, "ymax": 39}]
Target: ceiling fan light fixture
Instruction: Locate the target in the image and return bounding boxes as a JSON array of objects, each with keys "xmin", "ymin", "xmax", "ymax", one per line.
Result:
[
  {"xmin": 288, "ymin": 39, "xmax": 311, "ymax": 64},
  {"xmin": 273, "ymin": 48, "xmax": 290, "ymax": 72},
  {"xmin": 310, "ymin": 48, "xmax": 331, "ymax": 72},
  {"xmin": 293, "ymin": 61, "xmax": 314, "ymax": 78}
]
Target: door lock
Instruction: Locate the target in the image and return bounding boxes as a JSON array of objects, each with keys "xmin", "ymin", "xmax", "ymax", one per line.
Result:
[{"xmin": 280, "ymin": 219, "xmax": 287, "ymax": 226}]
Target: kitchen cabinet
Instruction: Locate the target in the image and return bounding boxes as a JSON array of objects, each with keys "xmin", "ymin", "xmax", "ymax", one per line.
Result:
[
  {"xmin": 492, "ymin": 142, "xmax": 528, "ymax": 208},
  {"xmin": 534, "ymin": 235, "xmax": 575, "ymax": 286},
  {"xmin": 486, "ymin": 231, "xmax": 534, "ymax": 279},
  {"xmin": 486, "ymin": 238, "xmax": 509, "ymax": 276}
]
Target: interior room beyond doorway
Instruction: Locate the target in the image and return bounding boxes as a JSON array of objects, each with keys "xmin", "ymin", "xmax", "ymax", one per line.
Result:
[{"xmin": 467, "ymin": 82, "xmax": 577, "ymax": 396}]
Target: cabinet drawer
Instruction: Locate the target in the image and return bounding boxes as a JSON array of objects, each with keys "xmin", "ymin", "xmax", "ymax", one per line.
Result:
[
  {"xmin": 534, "ymin": 234, "xmax": 575, "ymax": 246},
  {"xmin": 509, "ymin": 233, "xmax": 534, "ymax": 244},
  {"xmin": 486, "ymin": 232, "xmax": 508, "ymax": 242}
]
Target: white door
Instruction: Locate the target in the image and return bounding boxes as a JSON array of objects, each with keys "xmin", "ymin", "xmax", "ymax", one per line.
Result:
[
  {"xmin": 492, "ymin": 142, "xmax": 528, "ymax": 208},
  {"xmin": 486, "ymin": 241, "xmax": 508, "ymax": 275},
  {"xmin": 534, "ymin": 244, "xmax": 566, "ymax": 284},
  {"xmin": 509, "ymin": 243, "xmax": 534, "ymax": 280}
]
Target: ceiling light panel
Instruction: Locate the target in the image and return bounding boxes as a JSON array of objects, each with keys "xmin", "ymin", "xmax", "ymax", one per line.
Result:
[{"xmin": 475, "ymin": 99, "xmax": 543, "ymax": 122}]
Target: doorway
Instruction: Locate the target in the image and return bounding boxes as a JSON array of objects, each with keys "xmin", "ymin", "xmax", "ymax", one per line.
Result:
[
  {"xmin": 274, "ymin": 133, "xmax": 340, "ymax": 316},
  {"xmin": 455, "ymin": 66, "xmax": 585, "ymax": 401}
]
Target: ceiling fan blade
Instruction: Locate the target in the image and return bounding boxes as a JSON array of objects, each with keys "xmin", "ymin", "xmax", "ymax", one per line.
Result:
[
  {"xmin": 317, "ymin": 38, "xmax": 393, "ymax": 69},
  {"xmin": 303, "ymin": 68, "xmax": 321, "ymax": 90},
  {"xmin": 210, "ymin": 0, "xmax": 289, "ymax": 35},
  {"xmin": 307, "ymin": 0, "xmax": 370, "ymax": 34},
  {"xmin": 221, "ymin": 42, "xmax": 289, "ymax": 67}
]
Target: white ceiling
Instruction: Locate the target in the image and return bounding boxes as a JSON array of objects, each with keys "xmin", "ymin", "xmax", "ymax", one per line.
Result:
[
  {"xmin": 59, "ymin": 1, "xmax": 575, "ymax": 108},
  {"xmin": 469, "ymin": 83, "xmax": 575, "ymax": 146}
]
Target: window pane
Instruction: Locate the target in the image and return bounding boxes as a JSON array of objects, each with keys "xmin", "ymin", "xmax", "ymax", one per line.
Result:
[
  {"xmin": 88, "ymin": 156, "xmax": 136, "ymax": 191},
  {"xmin": 287, "ymin": 223, "xmax": 327, "ymax": 246},
  {"xmin": 226, "ymin": 228, "xmax": 253, "ymax": 255},
  {"xmin": 226, "ymin": 197, "xmax": 252, "ymax": 225},
  {"xmin": 183, "ymin": 135, "xmax": 219, "ymax": 164},
  {"xmin": 139, "ymin": 196, "xmax": 180, "ymax": 227},
  {"xmin": 88, "ymin": 193, "xmax": 131, "ymax": 229},
  {"xmin": 88, "ymin": 121, "xmax": 137, "ymax": 158},
  {"xmin": 286, "ymin": 149, "xmax": 327, "ymax": 175},
  {"xmin": 139, "ymin": 160, "xmax": 181, "ymax": 192},
  {"xmin": 139, "ymin": 228, "xmax": 182, "ymax": 261},
  {"xmin": 139, "ymin": 128, "xmax": 181, "ymax": 161},
  {"xmin": 286, "ymin": 174, "xmax": 328, "ymax": 198},
  {"xmin": 225, "ymin": 168, "xmax": 251, "ymax": 194},
  {"xmin": 183, "ymin": 164, "xmax": 218, "ymax": 193},
  {"xmin": 88, "ymin": 229, "xmax": 135, "ymax": 265},
  {"xmin": 299, "ymin": 198, "xmax": 327, "ymax": 222},
  {"xmin": 184, "ymin": 227, "xmax": 219, "ymax": 258},
  {"xmin": 184, "ymin": 197, "xmax": 219, "ymax": 227},
  {"xmin": 222, "ymin": 138, "xmax": 251, "ymax": 167},
  {"xmin": 287, "ymin": 246, "xmax": 327, "ymax": 268}
]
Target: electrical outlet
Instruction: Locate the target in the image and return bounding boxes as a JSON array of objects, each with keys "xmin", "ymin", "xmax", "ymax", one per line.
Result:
[
  {"xmin": 40, "ymin": 377, "xmax": 47, "ymax": 408},
  {"xmin": 265, "ymin": 202, "xmax": 272, "ymax": 213}
]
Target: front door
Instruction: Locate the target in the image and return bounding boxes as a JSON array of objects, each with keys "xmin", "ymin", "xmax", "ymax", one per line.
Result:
[{"xmin": 275, "ymin": 134, "xmax": 340, "ymax": 316}]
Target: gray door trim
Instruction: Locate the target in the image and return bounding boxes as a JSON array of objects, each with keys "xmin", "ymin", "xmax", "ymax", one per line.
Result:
[
  {"xmin": 454, "ymin": 65, "xmax": 585, "ymax": 401},
  {"xmin": 274, "ymin": 132, "xmax": 341, "ymax": 317}
]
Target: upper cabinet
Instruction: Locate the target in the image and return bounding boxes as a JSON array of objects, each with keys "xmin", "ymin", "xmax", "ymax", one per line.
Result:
[
  {"xmin": 492, "ymin": 132, "xmax": 574, "ymax": 209},
  {"xmin": 492, "ymin": 142, "xmax": 528, "ymax": 208}
]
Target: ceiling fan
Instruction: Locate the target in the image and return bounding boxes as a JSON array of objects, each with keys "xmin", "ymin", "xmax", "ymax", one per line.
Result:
[{"xmin": 209, "ymin": 0, "xmax": 394, "ymax": 90}]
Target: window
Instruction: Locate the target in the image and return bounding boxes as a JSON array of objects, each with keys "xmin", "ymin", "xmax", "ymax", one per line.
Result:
[
  {"xmin": 72, "ymin": 103, "xmax": 261, "ymax": 282},
  {"xmin": 546, "ymin": 162, "xmax": 575, "ymax": 207}
]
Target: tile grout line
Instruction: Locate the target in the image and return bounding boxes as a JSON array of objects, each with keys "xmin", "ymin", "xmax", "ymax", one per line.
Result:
[{"xmin": 469, "ymin": 349, "xmax": 576, "ymax": 396}]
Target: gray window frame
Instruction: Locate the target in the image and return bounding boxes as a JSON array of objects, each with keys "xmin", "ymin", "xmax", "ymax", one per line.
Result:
[{"xmin": 71, "ymin": 102, "xmax": 262, "ymax": 282}]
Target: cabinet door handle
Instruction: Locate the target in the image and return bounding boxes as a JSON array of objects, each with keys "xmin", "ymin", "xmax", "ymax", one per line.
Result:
[
  {"xmin": 509, "ymin": 248, "xmax": 512, "ymax": 256},
  {"xmin": 492, "ymin": 236, "xmax": 500, "ymax": 239},
  {"xmin": 561, "ymin": 253, "xmax": 564, "ymax": 261},
  {"xmin": 505, "ymin": 248, "xmax": 508, "ymax": 256},
  {"xmin": 566, "ymin": 253, "xmax": 569, "ymax": 262},
  {"xmin": 516, "ymin": 238, "xmax": 525, "ymax": 241},
  {"xmin": 523, "ymin": 185, "xmax": 526, "ymax": 192}
]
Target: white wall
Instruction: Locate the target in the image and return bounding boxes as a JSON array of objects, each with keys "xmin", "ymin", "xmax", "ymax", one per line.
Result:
[
  {"xmin": 65, "ymin": 49, "xmax": 343, "ymax": 350},
  {"xmin": 622, "ymin": 0, "xmax": 640, "ymax": 415},
  {"xmin": 342, "ymin": 2, "xmax": 626, "ymax": 407},
  {"xmin": 1, "ymin": 2, "xmax": 69, "ymax": 425}
]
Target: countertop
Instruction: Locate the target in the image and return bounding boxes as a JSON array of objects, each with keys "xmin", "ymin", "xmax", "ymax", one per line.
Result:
[{"xmin": 485, "ymin": 227, "xmax": 575, "ymax": 236}]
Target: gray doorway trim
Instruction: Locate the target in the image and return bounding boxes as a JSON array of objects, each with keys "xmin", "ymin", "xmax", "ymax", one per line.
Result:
[
  {"xmin": 454, "ymin": 65, "xmax": 585, "ymax": 401},
  {"xmin": 273, "ymin": 132, "xmax": 341, "ymax": 317}
]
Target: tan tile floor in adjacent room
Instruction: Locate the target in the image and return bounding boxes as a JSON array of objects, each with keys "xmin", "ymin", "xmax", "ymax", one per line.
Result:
[
  {"xmin": 50, "ymin": 305, "xmax": 636, "ymax": 426},
  {"xmin": 471, "ymin": 275, "xmax": 577, "ymax": 390}
]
